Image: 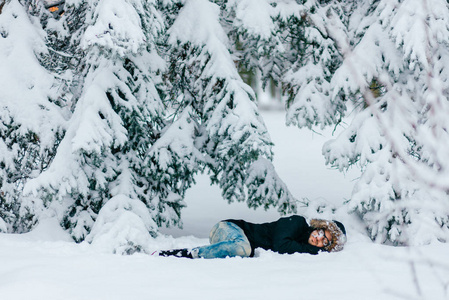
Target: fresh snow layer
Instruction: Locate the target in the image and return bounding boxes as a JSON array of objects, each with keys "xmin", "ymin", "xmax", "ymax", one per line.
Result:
[{"xmin": 0, "ymin": 224, "xmax": 448, "ymax": 300}]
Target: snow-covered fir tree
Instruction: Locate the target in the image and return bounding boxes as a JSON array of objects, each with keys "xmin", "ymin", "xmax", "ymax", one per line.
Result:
[
  {"xmin": 322, "ymin": 0, "xmax": 449, "ymax": 245},
  {"xmin": 25, "ymin": 0, "xmax": 171, "ymax": 251},
  {"xmin": 278, "ymin": 0, "xmax": 347, "ymax": 129},
  {"xmin": 13, "ymin": 0, "xmax": 296, "ymax": 253},
  {"xmin": 226, "ymin": 0, "xmax": 449, "ymax": 245},
  {"xmin": 0, "ymin": 0, "xmax": 65, "ymax": 233},
  {"xmin": 165, "ymin": 0, "xmax": 297, "ymax": 213},
  {"xmin": 218, "ymin": 0, "xmax": 278, "ymax": 86},
  {"xmin": 221, "ymin": 0, "xmax": 347, "ymax": 128}
]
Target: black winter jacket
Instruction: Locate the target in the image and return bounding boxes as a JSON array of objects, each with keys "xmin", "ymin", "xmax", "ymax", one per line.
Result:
[{"xmin": 226, "ymin": 215, "xmax": 321, "ymax": 257}]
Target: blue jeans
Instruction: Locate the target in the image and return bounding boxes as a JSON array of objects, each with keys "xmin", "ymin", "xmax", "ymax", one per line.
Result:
[{"xmin": 192, "ymin": 221, "xmax": 251, "ymax": 259}]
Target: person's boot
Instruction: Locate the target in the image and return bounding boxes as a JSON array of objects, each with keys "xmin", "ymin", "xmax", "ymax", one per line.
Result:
[{"xmin": 157, "ymin": 248, "xmax": 194, "ymax": 258}]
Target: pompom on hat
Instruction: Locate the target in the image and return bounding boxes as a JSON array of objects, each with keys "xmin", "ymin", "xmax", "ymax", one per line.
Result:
[{"xmin": 309, "ymin": 219, "xmax": 347, "ymax": 252}]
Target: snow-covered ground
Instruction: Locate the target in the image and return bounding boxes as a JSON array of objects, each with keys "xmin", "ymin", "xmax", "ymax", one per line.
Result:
[{"xmin": 1, "ymin": 111, "xmax": 448, "ymax": 300}]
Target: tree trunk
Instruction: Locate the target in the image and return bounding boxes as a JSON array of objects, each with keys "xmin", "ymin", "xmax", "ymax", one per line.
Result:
[{"xmin": 0, "ymin": 1, "xmax": 5, "ymax": 14}]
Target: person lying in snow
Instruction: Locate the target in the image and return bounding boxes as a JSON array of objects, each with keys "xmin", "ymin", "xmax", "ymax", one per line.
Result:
[{"xmin": 154, "ymin": 215, "xmax": 347, "ymax": 259}]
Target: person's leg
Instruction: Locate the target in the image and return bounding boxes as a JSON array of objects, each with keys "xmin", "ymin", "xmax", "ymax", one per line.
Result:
[
  {"xmin": 157, "ymin": 248, "xmax": 194, "ymax": 258},
  {"xmin": 191, "ymin": 221, "xmax": 251, "ymax": 259}
]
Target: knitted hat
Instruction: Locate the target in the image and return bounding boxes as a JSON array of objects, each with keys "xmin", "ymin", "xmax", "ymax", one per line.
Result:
[{"xmin": 309, "ymin": 219, "xmax": 347, "ymax": 252}]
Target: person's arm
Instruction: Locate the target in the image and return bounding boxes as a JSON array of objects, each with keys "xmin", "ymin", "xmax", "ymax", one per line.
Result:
[{"xmin": 272, "ymin": 216, "xmax": 322, "ymax": 255}]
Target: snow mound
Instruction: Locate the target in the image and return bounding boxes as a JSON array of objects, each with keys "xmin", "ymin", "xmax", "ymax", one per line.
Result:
[{"xmin": 86, "ymin": 195, "xmax": 157, "ymax": 254}]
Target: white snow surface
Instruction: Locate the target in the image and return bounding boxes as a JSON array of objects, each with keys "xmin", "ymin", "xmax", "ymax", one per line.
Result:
[{"xmin": 1, "ymin": 111, "xmax": 448, "ymax": 300}]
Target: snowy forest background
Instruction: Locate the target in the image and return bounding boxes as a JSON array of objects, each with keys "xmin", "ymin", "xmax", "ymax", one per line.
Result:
[{"xmin": 1, "ymin": 0, "xmax": 449, "ymax": 256}]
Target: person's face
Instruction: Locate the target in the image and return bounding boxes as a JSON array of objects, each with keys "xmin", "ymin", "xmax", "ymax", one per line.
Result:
[{"xmin": 308, "ymin": 229, "xmax": 332, "ymax": 248}]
